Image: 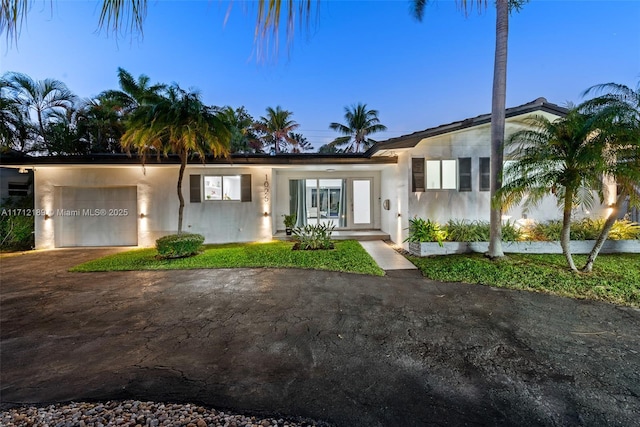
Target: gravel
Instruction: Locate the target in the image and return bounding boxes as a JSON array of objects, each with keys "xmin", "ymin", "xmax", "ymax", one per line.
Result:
[{"xmin": 0, "ymin": 400, "xmax": 324, "ymax": 427}]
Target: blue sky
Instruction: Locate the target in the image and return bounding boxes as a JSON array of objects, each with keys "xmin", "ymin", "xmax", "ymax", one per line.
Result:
[{"xmin": 2, "ymin": 0, "xmax": 639, "ymax": 149}]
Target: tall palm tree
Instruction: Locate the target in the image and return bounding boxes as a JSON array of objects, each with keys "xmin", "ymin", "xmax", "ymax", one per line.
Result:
[
  {"xmin": 329, "ymin": 103, "xmax": 387, "ymax": 153},
  {"xmin": 2, "ymin": 72, "xmax": 77, "ymax": 150},
  {"xmin": 257, "ymin": 106, "xmax": 299, "ymax": 154},
  {"xmin": 413, "ymin": 0, "xmax": 528, "ymax": 259},
  {"xmin": 579, "ymin": 82, "xmax": 640, "ymax": 272},
  {"xmin": 121, "ymin": 84, "xmax": 231, "ymax": 233},
  {"xmin": 499, "ymin": 109, "xmax": 604, "ymax": 271}
]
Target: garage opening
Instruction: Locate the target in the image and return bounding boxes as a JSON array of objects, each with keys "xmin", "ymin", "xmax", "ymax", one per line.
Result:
[{"xmin": 54, "ymin": 186, "xmax": 138, "ymax": 247}]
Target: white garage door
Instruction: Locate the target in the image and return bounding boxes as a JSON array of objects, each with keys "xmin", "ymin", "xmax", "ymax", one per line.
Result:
[{"xmin": 55, "ymin": 186, "xmax": 138, "ymax": 247}]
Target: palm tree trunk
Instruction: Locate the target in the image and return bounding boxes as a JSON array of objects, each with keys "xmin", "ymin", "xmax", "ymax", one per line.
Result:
[
  {"xmin": 177, "ymin": 153, "xmax": 187, "ymax": 234},
  {"xmin": 561, "ymin": 189, "xmax": 577, "ymax": 271},
  {"xmin": 582, "ymin": 190, "xmax": 626, "ymax": 273},
  {"xmin": 487, "ymin": 0, "xmax": 509, "ymax": 259}
]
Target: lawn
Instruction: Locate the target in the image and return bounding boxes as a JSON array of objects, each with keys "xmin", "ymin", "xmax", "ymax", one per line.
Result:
[
  {"xmin": 408, "ymin": 253, "xmax": 640, "ymax": 307},
  {"xmin": 70, "ymin": 240, "xmax": 385, "ymax": 276}
]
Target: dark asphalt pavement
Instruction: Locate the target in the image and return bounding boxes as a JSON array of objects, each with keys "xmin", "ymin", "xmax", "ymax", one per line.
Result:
[{"xmin": 1, "ymin": 249, "xmax": 639, "ymax": 426}]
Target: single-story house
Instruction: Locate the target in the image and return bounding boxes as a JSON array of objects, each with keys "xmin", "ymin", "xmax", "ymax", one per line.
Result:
[{"xmin": 0, "ymin": 97, "xmax": 616, "ymax": 249}]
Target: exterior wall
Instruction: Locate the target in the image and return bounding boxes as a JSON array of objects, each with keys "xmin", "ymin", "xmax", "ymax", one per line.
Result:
[
  {"xmin": 402, "ymin": 114, "xmax": 611, "ymax": 246},
  {"xmin": 184, "ymin": 166, "xmax": 273, "ymax": 243},
  {"xmin": 33, "ymin": 165, "xmax": 273, "ymax": 249}
]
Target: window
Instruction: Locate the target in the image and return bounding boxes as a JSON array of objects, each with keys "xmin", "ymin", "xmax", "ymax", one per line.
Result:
[
  {"xmin": 426, "ymin": 159, "xmax": 457, "ymax": 190},
  {"xmin": 479, "ymin": 157, "xmax": 490, "ymax": 191},
  {"xmin": 204, "ymin": 176, "xmax": 241, "ymax": 200},
  {"xmin": 458, "ymin": 158, "xmax": 472, "ymax": 192},
  {"xmin": 8, "ymin": 182, "xmax": 29, "ymax": 197},
  {"xmin": 411, "ymin": 158, "xmax": 425, "ymax": 192}
]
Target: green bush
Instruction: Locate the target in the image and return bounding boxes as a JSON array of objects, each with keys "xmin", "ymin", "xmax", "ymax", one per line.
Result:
[
  {"xmin": 404, "ymin": 218, "xmax": 447, "ymax": 246},
  {"xmin": 608, "ymin": 219, "xmax": 640, "ymax": 240},
  {"xmin": 292, "ymin": 222, "xmax": 335, "ymax": 250},
  {"xmin": 444, "ymin": 220, "xmax": 489, "ymax": 242},
  {"xmin": 155, "ymin": 233, "xmax": 204, "ymax": 258},
  {"xmin": 0, "ymin": 195, "xmax": 35, "ymax": 251},
  {"xmin": 501, "ymin": 220, "xmax": 523, "ymax": 242}
]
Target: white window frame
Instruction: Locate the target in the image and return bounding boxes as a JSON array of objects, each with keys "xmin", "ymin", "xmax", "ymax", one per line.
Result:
[
  {"xmin": 426, "ymin": 159, "xmax": 457, "ymax": 190},
  {"xmin": 203, "ymin": 175, "xmax": 242, "ymax": 201}
]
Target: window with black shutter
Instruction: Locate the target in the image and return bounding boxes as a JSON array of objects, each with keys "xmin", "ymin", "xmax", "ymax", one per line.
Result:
[
  {"xmin": 479, "ymin": 157, "xmax": 490, "ymax": 191},
  {"xmin": 411, "ymin": 158, "xmax": 425, "ymax": 192},
  {"xmin": 189, "ymin": 175, "xmax": 201, "ymax": 203},
  {"xmin": 458, "ymin": 158, "xmax": 471, "ymax": 192}
]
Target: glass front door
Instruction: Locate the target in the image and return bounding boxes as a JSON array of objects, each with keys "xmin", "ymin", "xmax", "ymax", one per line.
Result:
[{"xmin": 350, "ymin": 178, "xmax": 372, "ymax": 228}]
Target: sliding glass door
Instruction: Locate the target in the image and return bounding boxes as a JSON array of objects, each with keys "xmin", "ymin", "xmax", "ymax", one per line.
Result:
[{"xmin": 289, "ymin": 177, "xmax": 373, "ymax": 229}]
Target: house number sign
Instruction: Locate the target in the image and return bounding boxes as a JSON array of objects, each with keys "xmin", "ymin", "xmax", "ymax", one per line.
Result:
[{"xmin": 264, "ymin": 175, "xmax": 270, "ymax": 202}]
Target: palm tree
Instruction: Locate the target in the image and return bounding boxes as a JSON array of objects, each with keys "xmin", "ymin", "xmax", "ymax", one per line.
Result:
[
  {"xmin": 288, "ymin": 132, "xmax": 312, "ymax": 153},
  {"xmin": 121, "ymin": 84, "xmax": 231, "ymax": 233},
  {"xmin": 257, "ymin": 106, "xmax": 299, "ymax": 154},
  {"xmin": 499, "ymin": 109, "xmax": 604, "ymax": 271},
  {"xmin": 329, "ymin": 103, "xmax": 387, "ymax": 153},
  {"xmin": 216, "ymin": 106, "xmax": 262, "ymax": 154},
  {"xmin": 0, "ymin": 76, "xmax": 32, "ymax": 152},
  {"xmin": 100, "ymin": 67, "xmax": 165, "ymax": 114},
  {"xmin": 76, "ymin": 96, "xmax": 126, "ymax": 153},
  {"xmin": 413, "ymin": 0, "xmax": 528, "ymax": 259},
  {"xmin": 2, "ymin": 72, "xmax": 77, "ymax": 150},
  {"xmin": 579, "ymin": 82, "xmax": 640, "ymax": 272}
]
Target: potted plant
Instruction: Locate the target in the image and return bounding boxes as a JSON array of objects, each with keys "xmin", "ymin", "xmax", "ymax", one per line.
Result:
[{"xmin": 283, "ymin": 214, "xmax": 297, "ymax": 236}]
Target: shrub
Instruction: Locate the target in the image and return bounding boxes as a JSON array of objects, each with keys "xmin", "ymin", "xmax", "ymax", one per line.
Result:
[
  {"xmin": 444, "ymin": 220, "xmax": 489, "ymax": 242},
  {"xmin": 502, "ymin": 220, "xmax": 523, "ymax": 242},
  {"xmin": 156, "ymin": 233, "xmax": 204, "ymax": 258},
  {"xmin": 404, "ymin": 218, "xmax": 447, "ymax": 246},
  {"xmin": 608, "ymin": 219, "xmax": 640, "ymax": 240},
  {"xmin": 292, "ymin": 222, "xmax": 335, "ymax": 250},
  {"xmin": 0, "ymin": 195, "xmax": 35, "ymax": 251}
]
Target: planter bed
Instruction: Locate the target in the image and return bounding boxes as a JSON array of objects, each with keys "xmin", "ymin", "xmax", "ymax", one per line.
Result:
[{"xmin": 409, "ymin": 240, "xmax": 640, "ymax": 257}]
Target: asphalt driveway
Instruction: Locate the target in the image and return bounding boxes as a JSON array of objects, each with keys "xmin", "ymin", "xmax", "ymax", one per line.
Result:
[{"xmin": 1, "ymin": 249, "xmax": 639, "ymax": 426}]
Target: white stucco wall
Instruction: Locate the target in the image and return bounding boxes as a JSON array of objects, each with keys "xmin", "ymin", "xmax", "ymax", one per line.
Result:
[
  {"xmin": 401, "ymin": 114, "xmax": 611, "ymax": 245},
  {"xmin": 33, "ymin": 165, "xmax": 274, "ymax": 249},
  {"xmin": 380, "ymin": 163, "xmax": 406, "ymax": 244}
]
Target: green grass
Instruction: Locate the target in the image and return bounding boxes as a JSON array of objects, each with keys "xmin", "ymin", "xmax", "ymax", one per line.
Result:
[
  {"xmin": 70, "ymin": 240, "xmax": 385, "ymax": 276},
  {"xmin": 408, "ymin": 253, "xmax": 640, "ymax": 307}
]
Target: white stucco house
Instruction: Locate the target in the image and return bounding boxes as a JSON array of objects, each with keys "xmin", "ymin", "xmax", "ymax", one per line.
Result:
[{"xmin": 0, "ymin": 97, "xmax": 616, "ymax": 249}]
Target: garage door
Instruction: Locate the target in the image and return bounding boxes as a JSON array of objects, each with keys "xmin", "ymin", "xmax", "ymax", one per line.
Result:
[{"xmin": 54, "ymin": 186, "xmax": 138, "ymax": 247}]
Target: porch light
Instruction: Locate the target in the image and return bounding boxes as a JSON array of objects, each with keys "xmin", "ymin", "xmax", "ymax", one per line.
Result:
[
  {"xmin": 139, "ymin": 213, "xmax": 146, "ymax": 219},
  {"xmin": 18, "ymin": 167, "xmax": 28, "ymax": 174},
  {"xmin": 263, "ymin": 212, "xmax": 269, "ymax": 217},
  {"xmin": 44, "ymin": 214, "xmax": 50, "ymax": 220}
]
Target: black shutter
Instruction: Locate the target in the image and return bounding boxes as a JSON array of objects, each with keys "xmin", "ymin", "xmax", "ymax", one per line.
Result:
[
  {"xmin": 458, "ymin": 158, "xmax": 472, "ymax": 192},
  {"xmin": 190, "ymin": 175, "xmax": 201, "ymax": 202},
  {"xmin": 479, "ymin": 157, "xmax": 490, "ymax": 191},
  {"xmin": 411, "ymin": 158, "xmax": 425, "ymax": 192},
  {"xmin": 241, "ymin": 174, "xmax": 252, "ymax": 202}
]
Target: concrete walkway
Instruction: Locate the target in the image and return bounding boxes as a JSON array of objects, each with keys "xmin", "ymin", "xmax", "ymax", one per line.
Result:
[{"xmin": 359, "ymin": 240, "xmax": 418, "ymax": 270}]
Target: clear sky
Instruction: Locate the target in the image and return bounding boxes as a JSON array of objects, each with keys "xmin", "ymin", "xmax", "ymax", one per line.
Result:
[{"xmin": 1, "ymin": 0, "xmax": 639, "ymax": 150}]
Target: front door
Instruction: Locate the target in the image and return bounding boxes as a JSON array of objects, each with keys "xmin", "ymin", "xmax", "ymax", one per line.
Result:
[{"xmin": 349, "ymin": 178, "xmax": 373, "ymax": 229}]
